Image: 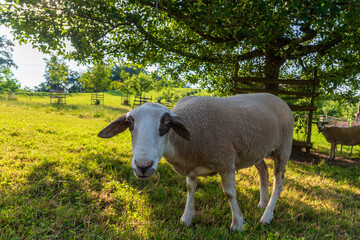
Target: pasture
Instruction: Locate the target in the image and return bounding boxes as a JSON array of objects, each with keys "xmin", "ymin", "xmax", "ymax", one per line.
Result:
[{"xmin": 0, "ymin": 95, "xmax": 359, "ymax": 239}]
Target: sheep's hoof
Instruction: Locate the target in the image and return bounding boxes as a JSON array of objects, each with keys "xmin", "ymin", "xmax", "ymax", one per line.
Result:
[
  {"xmin": 230, "ymin": 219, "xmax": 245, "ymax": 232},
  {"xmin": 180, "ymin": 215, "xmax": 193, "ymax": 227},
  {"xmin": 260, "ymin": 213, "xmax": 273, "ymax": 225},
  {"xmin": 257, "ymin": 201, "xmax": 268, "ymax": 209}
]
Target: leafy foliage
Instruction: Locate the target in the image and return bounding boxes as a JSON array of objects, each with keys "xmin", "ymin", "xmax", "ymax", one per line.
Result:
[
  {"xmin": 0, "ymin": 35, "xmax": 16, "ymax": 70},
  {"xmin": 110, "ymin": 65, "xmax": 142, "ymax": 82},
  {"xmin": 1, "ymin": 1, "xmax": 359, "ymax": 96},
  {"xmin": 79, "ymin": 64, "xmax": 112, "ymax": 92},
  {"xmin": 127, "ymin": 72, "xmax": 154, "ymax": 96},
  {"xmin": 0, "ymin": 68, "xmax": 20, "ymax": 91},
  {"xmin": 65, "ymin": 70, "xmax": 84, "ymax": 93},
  {"xmin": 43, "ymin": 55, "xmax": 69, "ymax": 91}
]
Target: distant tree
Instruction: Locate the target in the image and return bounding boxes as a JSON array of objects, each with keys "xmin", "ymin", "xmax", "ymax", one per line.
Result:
[
  {"xmin": 34, "ymin": 82, "xmax": 48, "ymax": 92},
  {"xmin": 65, "ymin": 70, "xmax": 84, "ymax": 93},
  {"xmin": 79, "ymin": 64, "xmax": 111, "ymax": 92},
  {"xmin": 128, "ymin": 72, "xmax": 154, "ymax": 96},
  {"xmin": 0, "ymin": 68, "xmax": 20, "ymax": 91},
  {"xmin": 43, "ymin": 55, "xmax": 69, "ymax": 91},
  {"xmin": 110, "ymin": 65, "xmax": 142, "ymax": 82},
  {"xmin": 0, "ymin": 35, "xmax": 17, "ymax": 70}
]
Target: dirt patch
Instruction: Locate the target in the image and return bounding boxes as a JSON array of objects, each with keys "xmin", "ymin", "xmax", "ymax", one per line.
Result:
[{"xmin": 290, "ymin": 147, "xmax": 360, "ymax": 167}]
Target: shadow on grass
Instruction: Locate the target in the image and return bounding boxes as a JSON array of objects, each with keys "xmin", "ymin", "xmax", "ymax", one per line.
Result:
[
  {"xmin": 3, "ymin": 150, "xmax": 359, "ymax": 239},
  {"xmin": 106, "ymin": 91, "xmax": 126, "ymax": 97}
]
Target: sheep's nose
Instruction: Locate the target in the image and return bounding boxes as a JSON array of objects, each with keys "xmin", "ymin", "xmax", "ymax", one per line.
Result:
[{"xmin": 135, "ymin": 160, "xmax": 154, "ymax": 174}]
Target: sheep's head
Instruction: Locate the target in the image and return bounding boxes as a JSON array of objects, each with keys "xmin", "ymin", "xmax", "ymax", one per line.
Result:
[
  {"xmin": 98, "ymin": 103, "xmax": 190, "ymax": 179},
  {"xmin": 312, "ymin": 121, "xmax": 329, "ymax": 132}
]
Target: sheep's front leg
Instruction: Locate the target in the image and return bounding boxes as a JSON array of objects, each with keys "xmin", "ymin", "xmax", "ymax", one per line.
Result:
[
  {"xmin": 255, "ymin": 160, "xmax": 269, "ymax": 208},
  {"xmin": 180, "ymin": 176, "xmax": 197, "ymax": 226},
  {"xmin": 220, "ymin": 172, "xmax": 245, "ymax": 231}
]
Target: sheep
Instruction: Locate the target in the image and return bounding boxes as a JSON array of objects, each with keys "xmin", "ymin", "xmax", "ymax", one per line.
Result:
[
  {"xmin": 98, "ymin": 93, "xmax": 294, "ymax": 231},
  {"xmin": 313, "ymin": 121, "xmax": 360, "ymax": 160},
  {"xmin": 340, "ymin": 145, "xmax": 354, "ymax": 155}
]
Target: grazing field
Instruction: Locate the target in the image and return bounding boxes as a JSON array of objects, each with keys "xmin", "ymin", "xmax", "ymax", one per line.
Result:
[{"xmin": 0, "ymin": 98, "xmax": 359, "ymax": 239}]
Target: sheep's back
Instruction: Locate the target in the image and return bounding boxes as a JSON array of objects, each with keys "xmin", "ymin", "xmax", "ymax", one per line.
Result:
[
  {"xmin": 325, "ymin": 126, "xmax": 360, "ymax": 145},
  {"xmin": 167, "ymin": 94, "xmax": 294, "ymax": 174}
]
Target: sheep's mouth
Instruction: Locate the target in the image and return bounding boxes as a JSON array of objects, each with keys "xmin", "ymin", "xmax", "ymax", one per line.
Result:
[
  {"xmin": 135, "ymin": 174, "xmax": 153, "ymax": 180},
  {"xmin": 132, "ymin": 168, "xmax": 156, "ymax": 180}
]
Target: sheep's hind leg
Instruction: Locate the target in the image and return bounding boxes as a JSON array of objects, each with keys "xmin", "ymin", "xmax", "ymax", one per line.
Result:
[
  {"xmin": 329, "ymin": 143, "xmax": 336, "ymax": 160},
  {"xmin": 260, "ymin": 153, "xmax": 287, "ymax": 225},
  {"xmin": 220, "ymin": 171, "xmax": 246, "ymax": 231},
  {"xmin": 180, "ymin": 176, "xmax": 197, "ymax": 226},
  {"xmin": 255, "ymin": 160, "xmax": 269, "ymax": 208}
]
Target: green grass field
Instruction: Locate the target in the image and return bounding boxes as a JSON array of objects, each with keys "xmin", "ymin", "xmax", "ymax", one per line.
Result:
[{"xmin": 1, "ymin": 94, "xmax": 359, "ymax": 239}]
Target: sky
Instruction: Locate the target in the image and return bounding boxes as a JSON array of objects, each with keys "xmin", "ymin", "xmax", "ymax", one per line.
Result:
[{"xmin": 0, "ymin": 25, "xmax": 86, "ymax": 89}]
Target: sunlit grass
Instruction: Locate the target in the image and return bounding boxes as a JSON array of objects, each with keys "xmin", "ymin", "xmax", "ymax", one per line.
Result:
[{"xmin": 0, "ymin": 98, "xmax": 359, "ymax": 239}]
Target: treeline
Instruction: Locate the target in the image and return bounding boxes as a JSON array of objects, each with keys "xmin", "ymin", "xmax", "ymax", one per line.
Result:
[{"xmin": 33, "ymin": 56, "xmax": 165, "ymax": 94}]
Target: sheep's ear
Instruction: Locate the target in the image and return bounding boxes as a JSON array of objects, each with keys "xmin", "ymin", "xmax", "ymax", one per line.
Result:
[
  {"xmin": 170, "ymin": 116, "xmax": 190, "ymax": 141},
  {"xmin": 98, "ymin": 113, "xmax": 131, "ymax": 138},
  {"xmin": 159, "ymin": 113, "xmax": 190, "ymax": 141}
]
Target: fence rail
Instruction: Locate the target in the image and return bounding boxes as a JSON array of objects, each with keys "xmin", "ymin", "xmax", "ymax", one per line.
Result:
[
  {"xmin": 232, "ymin": 68, "xmax": 319, "ymax": 152},
  {"xmin": 132, "ymin": 95, "xmax": 153, "ymax": 109},
  {"xmin": 318, "ymin": 115, "xmax": 360, "ymax": 127},
  {"xmin": 50, "ymin": 91, "xmax": 66, "ymax": 104},
  {"xmin": 91, "ymin": 92, "xmax": 104, "ymax": 105}
]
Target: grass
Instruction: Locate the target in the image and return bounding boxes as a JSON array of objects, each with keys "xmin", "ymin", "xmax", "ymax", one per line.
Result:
[{"xmin": 1, "ymin": 95, "xmax": 359, "ymax": 239}]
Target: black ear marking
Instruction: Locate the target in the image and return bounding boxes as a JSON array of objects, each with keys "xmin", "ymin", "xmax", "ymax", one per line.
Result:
[
  {"xmin": 159, "ymin": 112, "xmax": 171, "ymax": 136},
  {"xmin": 159, "ymin": 112, "xmax": 190, "ymax": 141}
]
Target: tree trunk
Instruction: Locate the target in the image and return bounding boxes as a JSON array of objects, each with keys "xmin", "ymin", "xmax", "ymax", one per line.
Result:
[{"xmin": 263, "ymin": 48, "xmax": 283, "ymax": 91}]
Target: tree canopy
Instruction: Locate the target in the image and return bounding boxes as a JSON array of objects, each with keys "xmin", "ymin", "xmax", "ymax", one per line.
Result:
[
  {"xmin": 0, "ymin": 68, "xmax": 20, "ymax": 91},
  {"xmin": 43, "ymin": 55, "xmax": 69, "ymax": 91},
  {"xmin": 79, "ymin": 64, "xmax": 112, "ymax": 92},
  {"xmin": 1, "ymin": 1, "xmax": 359, "ymax": 98},
  {"xmin": 0, "ymin": 35, "xmax": 16, "ymax": 70}
]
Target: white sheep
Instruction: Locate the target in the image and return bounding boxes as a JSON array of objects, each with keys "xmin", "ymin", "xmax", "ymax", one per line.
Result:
[
  {"xmin": 98, "ymin": 93, "xmax": 294, "ymax": 231},
  {"xmin": 314, "ymin": 121, "xmax": 360, "ymax": 160}
]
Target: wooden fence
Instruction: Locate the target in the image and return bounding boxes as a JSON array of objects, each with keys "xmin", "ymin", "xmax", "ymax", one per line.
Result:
[
  {"xmin": 132, "ymin": 95, "xmax": 153, "ymax": 109},
  {"xmin": 318, "ymin": 115, "xmax": 360, "ymax": 127},
  {"xmin": 91, "ymin": 92, "xmax": 104, "ymax": 105},
  {"xmin": 50, "ymin": 91, "xmax": 66, "ymax": 104},
  {"xmin": 232, "ymin": 68, "xmax": 319, "ymax": 152}
]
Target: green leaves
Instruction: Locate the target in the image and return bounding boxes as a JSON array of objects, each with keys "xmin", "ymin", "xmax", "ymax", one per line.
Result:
[
  {"xmin": 0, "ymin": 0, "xmax": 359, "ymax": 95},
  {"xmin": 79, "ymin": 63, "xmax": 112, "ymax": 92},
  {"xmin": 43, "ymin": 55, "xmax": 69, "ymax": 91}
]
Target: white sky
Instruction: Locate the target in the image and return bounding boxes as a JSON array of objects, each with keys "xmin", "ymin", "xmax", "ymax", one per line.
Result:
[{"xmin": 0, "ymin": 25, "xmax": 86, "ymax": 89}]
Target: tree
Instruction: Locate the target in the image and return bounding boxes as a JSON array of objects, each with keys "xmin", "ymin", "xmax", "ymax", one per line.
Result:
[
  {"xmin": 128, "ymin": 72, "xmax": 154, "ymax": 96},
  {"xmin": 111, "ymin": 65, "xmax": 142, "ymax": 82},
  {"xmin": 0, "ymin": 68, "xmax": 20, "ymax": 91},
  {"xmin": 0, "ymin": 35, "xmax": 17, "ymax": 70},
  {"xmin": 34, "ymin": 82, "xmax": 48, "ymax": 92},
  {"xmin": 1, "ymin": 1, "xmax": 360, "ymax": 98},
  {"xmin": 65, "ymin": 70, "xmax": 84, "ymax": 93},
  {"xmin": 79, "ymin": 64, "xmax": 111, "ymax": 92},
  {"xmin": 44, "ymin": 55, "xmax": 69, "ymax": 91}
]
